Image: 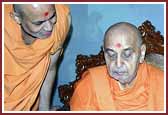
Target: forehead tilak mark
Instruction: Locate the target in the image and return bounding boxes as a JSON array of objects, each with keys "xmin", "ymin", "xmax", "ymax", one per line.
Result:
[
  {"xmin": 115, "ymin": 43, "xmax": 121, "ymax": 48},
  {"xmin": 44, "ymin": 12, "xmax": 49, "ymax": 17}
]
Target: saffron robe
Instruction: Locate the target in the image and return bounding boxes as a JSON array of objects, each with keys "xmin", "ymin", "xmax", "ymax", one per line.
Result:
[
  {"xmin": 70, "ymin": 62, "xmax": 164, "ymax": 111},
  {"xmin": 4, "ymin": 4, "xmax": 70, "ymax": 111}
]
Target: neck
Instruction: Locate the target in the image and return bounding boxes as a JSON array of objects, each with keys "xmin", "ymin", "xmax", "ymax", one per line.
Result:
[{"xmin": 118, "ymin": 77, "xmax": 137, "ymax": 90}]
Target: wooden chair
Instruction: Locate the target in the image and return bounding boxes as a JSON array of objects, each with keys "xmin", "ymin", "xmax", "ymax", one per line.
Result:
[{"xmin": 57, "ymin": 20, "xmax": 164, "ymax": 111}]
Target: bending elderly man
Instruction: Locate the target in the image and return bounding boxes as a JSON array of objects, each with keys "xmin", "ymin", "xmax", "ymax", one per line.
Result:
[
  {"xmin": 70, "ymin": 22, "xmax": 164, "ymax": 111},
  {"xmin": 4, "ymin": 4, "xmax": 71, "ymax": 111}
]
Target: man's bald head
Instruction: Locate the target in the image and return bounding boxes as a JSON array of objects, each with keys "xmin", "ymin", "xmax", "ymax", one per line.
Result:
[
  {"xmin": 104, "ymin": 22, "xmax": 142, "ymax": 48},
  {"xmin": 103, "ymin": 22, "xmax": 146, "ymax": 85},
  {"xmin": 13, "ymin": 4, "xmax": 55, "ymax": 19},
  {"xmin": 12, "ymin": 4, "xmax": 57, "ymax": 44}
]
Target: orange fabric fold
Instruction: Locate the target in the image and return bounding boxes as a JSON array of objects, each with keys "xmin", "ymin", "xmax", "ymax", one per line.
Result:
[
  {"xmin": 70, "ymin": 62, "xmax": 164, "ymax": 111},
  {"xmin": 4, "ymin": 4, "xmax": 70, "ymax": 111}
]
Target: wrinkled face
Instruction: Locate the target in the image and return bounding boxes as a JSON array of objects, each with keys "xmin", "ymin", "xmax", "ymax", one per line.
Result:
[
  {"xmin": 104, "ymin": 28, "xmax": 141, "ymax": 85},
  {"xmin": 20, "ymin": 4, "xmax": 56, "ymax": 39}
]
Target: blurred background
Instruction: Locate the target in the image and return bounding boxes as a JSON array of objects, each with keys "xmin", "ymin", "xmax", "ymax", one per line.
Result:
[{"xmin": 52, "ymin": 3, "xmax": 165, "ymax": 107}]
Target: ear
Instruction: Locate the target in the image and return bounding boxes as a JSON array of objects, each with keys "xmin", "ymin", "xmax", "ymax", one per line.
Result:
[
  {"xmin": 139, "ymin": 44, "xmax": 146, "ymax": 63},
  {"xmin": 10, "ymin": 12, "xmax": 21, "ymax": 25}
]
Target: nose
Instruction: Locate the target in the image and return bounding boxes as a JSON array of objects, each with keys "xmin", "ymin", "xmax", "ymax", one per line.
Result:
[
  {"xmin": 116, "ymin": 55, "xmax": 123, "ymax": 68},
  {"xmin": 43, "ymin": 21, "xmax": 53, "ymax": 31}
]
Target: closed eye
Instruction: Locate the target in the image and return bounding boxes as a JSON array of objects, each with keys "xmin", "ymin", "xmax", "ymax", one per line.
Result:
[
  {"xmin": 105, "ymin": 48, "xmax": 117, "ymax": 59},
  {"xmin": 32, "ymin": 21, "xmax": 44, "ymax": 25},
  {"xmin": 122, "ymin": 48, "xmax": 134, "ymax": 59}
]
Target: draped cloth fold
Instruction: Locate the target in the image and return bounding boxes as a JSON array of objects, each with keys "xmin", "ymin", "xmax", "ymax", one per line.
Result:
[
  {"xmin": 4, "ymin": 4, "xmax": 70, "ymax": 111},
  {"xmin": 70, "ymin": 62, "xmax": 164, "ymax": 111}
]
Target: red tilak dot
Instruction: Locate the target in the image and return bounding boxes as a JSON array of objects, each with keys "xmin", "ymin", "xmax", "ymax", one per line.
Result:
[
  {"xmin": 115, "ymin": 43, "xmax": 121, "ymax": 48},
  {"xmin": 44, "ymin": 12, "xmax": 49, "ymax": 17}
]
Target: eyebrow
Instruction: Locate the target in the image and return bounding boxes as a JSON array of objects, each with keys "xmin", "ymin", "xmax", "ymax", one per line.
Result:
[
  {"xmin": 32, "ymin": 12, "xmax": 56, "ymax": 24},
  {"xmin": 105, "ymin": 47, "xmax": 134, "ymax": 52},
  {"xmin": 104, "ymin": 48, "xmax": 115, "ymax": 53},
  {"xmin": 123, "ymin": 47, "xmax": 134, "ymax": 52}
]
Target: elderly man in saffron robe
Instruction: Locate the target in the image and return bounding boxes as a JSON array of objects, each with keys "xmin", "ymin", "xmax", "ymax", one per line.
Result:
[{"xmin": 70, "ymin": 22, "xmax": 164, "ymax": 111}]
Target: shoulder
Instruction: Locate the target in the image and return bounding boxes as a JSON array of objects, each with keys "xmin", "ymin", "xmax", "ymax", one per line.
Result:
[
  {"xmin": 146, "ymin": 63, "xmax": 164, "ymax": 108},
  {"xmin": 88, "ymin": 65, "xmax": 107, "ymax": 75},
  {"xmin": 74, "ymin": 65, "xmax": 107, "ymax": 93},
  {"xmin": 74, "ymin": 70, "xmax": 92, "ymax": 92},
  {"xmin": 75, "ymin": 65, "xmax": 107, "ymax": 86},
  {"xmin": 146, "ymin": 63, "xmax": 164, "ymax": 90},
  {"xmin": 70, "ymin": 70, "xmax": 93, "ymax": 105},
  {"xmin": 146, "ymin": 63, "xmax": 164, "ymax": 80}
]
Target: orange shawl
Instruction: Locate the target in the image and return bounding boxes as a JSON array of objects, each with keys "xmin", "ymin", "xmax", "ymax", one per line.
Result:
[
  {"xmin": 70, "ymin": 63, "xmax": 164, "ymax": 111},
  {"xmin": 4, "ymin": 4, "xmax": 70, "ymax": 111}
]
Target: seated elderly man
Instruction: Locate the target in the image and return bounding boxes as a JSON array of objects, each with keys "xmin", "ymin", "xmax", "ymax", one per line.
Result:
[
  {"xmin": 4, "ymin": 4, "xmax": 71, "ymax": 111},
  {"xmin": 70, "ymin": 22, "xmax": 164, "ymax": 111}
]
